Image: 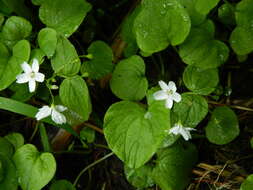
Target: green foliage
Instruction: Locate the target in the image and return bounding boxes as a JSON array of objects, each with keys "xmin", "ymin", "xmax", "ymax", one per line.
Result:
[
  {"xmin": 124, "ymin": 164, "xmax": 154, "ymax": 189},
  {"xmin": 195, "ymin": 0, "xmax": 220, "ymax": 15},
  {"xmin": 0, "ymin": 137, "xmax": 14, "ymax": 158},
  {"xmin": 172, "ymin": 93, "xmax": 208, "ymax": 127},
  {"xmin": 179, "ymin": 20, "xmax": 229, "ymax": 69},
  {"xmin": 205, "ymin": 106, "xmax": 240, "ymax": 145},
  {"xmin": 104, "ymin": 100, "xmax": 170, "ymax": 168},
  {"xmin": 1, "ymin": 16, "xmax": 32, "ymax": 48},
  {"xmin": 80, "ymin": 128, "xmax": 95, "ymax": 143},
  {"xmin": 230, "ymin": 0, "xmax": 253, "ymax": 55},
  {"xmin": 81, "ymin": 41, "xmax": 114, "ymax": 79},
  {"xmin": 4, "ymin": 133, "xmax": 24, "ymax": 151},
  {"xmin": 51, "ymin": 36, "xmax": 80, "ymax": 77},
  {"xmin": 13, "ymin": 144, "xmax": 56, "ymax": 190},
  {"xmin": 0, "ymin": 40, "xmax": 30, "ymax": 91},
  {"xmin": 59, "ymin": 75, "xmax": 92, "ymax": 121},
  {"xmin": 183, "ymin": 65, "xmax": 219, "ymax": 95},
  {"xmin": 39, "ymin": 0, "xmax": 92, "ymax": 37},
  {"xmin": 152, "ymin": 142, "xmax": 198, "ymax": 190},
  {"xmin": 38, "ymin": 28, "xmax": 57, "ymax": 58},
  {"xmin": 50, "ymin": 180, "xmax": 76, "ymax": 190},
  {"xmin": 241, "ymin": 175, "xmax": 253, "ymax": 190},
  {"xmin": 110, "ymin": 55, "xmax": 148, "ymax": 101},
  {"xmin": 133, "ymin": 0, "xmax": 191, "ymax": 54}
]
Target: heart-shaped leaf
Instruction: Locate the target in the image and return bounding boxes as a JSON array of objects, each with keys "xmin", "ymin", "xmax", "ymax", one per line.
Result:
[
  {"xmin": 124, "ymin": 164, "xmax": 154, "ymax": 189},
  {"xmin": 13, "ymin": 144, "xmax": 56, "ymax": 190},
  {"xmin": 50, "ymin": 180, "xmax": 76, "ymax": 190},
  {"xmin": 183, "ymin": 65, "xmax": 219, "ymax": 95},
  {"xmin": 4, "ymin": 133, "xmax": 24, "ymax": 151},
  {"xmin": 0, "ymin": 137, "xmax": 14, "ymax": 158},
  {"xmin": 39, "ymin": 0, "xmax": 92, "ymax": 37},
  {"xmin": 51, "ymin": 36, "xmax": 80, "ymax": 77},
  {"xmin": 195, "ymin": 0, "xmax": 220, "ymax": 15},
  {"xmin": 38, "ymin": 28, "xmax": 57, "ymax": 58},
  {"xmin": 59, "ymin": 75, "xmax": 92, "ymax": 122},
  {"xmin": 205, "ymin": 106, "xmax": 239, "ymax": 145},
  {"xmin": 133, "ymin": 0, "xmax": 191, "ymax": 54},
  {"xmin": 229, "ymin": 0, "xmax": 253, "ymax": 55},
  {"xmin": 0, "ymin": 154, "xmax": 18, "ymax": 190},
  {"xmin": 1, "ymin": 16, "xmax": 32, "ymax": 48},
  {"xmin": 81, "ymin": 41, "xmax": 113, "ymax": 79},
  {"xmin": 0, "ymin": 40, "xmax": 30, "ymax": 91},
  {"xmin": 110, "ymin": 55, "xmax": 148, "ymax": 101},
  {"xmin": 104, "ymin": 99, "xmax": 170, "ymax": 168},
  {"xmin": 218, "ymin": 3, "xmax": 236, "ymax": 26},
  {"xmin": 241, "ymin": 175, "xmax": 253, "ymax": 190},
  {"xmin": 179, "ymin": 20, "xmax": 229, "ymax": 69},
  {"xmin": 152, "ymin": 142, "xmax": 198, "ymax": 190},
  {"xmin": 172, "ymin": 93, "xmax": 208, "ymax": 127}
]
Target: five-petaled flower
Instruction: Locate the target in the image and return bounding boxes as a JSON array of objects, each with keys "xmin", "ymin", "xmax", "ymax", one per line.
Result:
[
  {"xmin": 153, "ymin": 80, "xmax": 181, "ymax": 109},
  {"xmin": 16, "ymin": 59, "xmax": 45, "ymax": 92},
  {"xmin": 167, "ymin": 123, "xmax": 196, "ymax": 141},
  {"xmin": 35, "ymin": 104, "xmax": 67, "ymax": 124}
]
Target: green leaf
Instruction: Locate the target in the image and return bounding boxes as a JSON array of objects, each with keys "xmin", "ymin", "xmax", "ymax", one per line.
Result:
[
  {"xmin": 59, "ymin": 75, "xmax": 92, "ymax": 121},
  {"xmin": 4, "ymin": 133, "xmax": 24, "ymax": 151},
  {"xmin": 183, "ymin": 65, "xmax": 219, "ymax": 95},
  {"xmin": 38, "ymin": 28, "xmax": 57, "ymax": 58},
  {"xmin": 0, "ymin": 154, "xmax": 18, "ymax": 190},
  {"xmin": 178, "ymin": 0, "xmax": 206, "ymax": 26},
  {"xmin": 80, "ymin": 128, "xmax": 95, "ymax": 143},
  {"xmin": 0, "ymin": 40, "xmax": 30, "ymax": 91},
  {"xmin": 31, "ymin": 0, "xmax": 44, "ymax": 6},
  {"xmin": 81, "ymin": 41, "xmax": 114, "ymax": 79},
  {"xmin": 9, "ymin": 83, "xmax": 32, "ymax": 102},
  {"xmin": 39, "ymin": 0, "xmax": 92, "ymax": 37},
  {"xmin": 218, "ymin": 3, "xmax": 236, "ymax": 26},
  {"xmin": 0, "ymin": 14, "xmax": 4, "ymax": 28},
  {"xmin": 0, "ymin": 137, "xmax": 14, "ymax": 158},
  {"xmin": 179, "ymin": 21, "xmax": 229, "ymax": 69},
  {"xmin": 110, "ymin": 55, "xmax": 148, "ymax": 101},
  {"xmin": 195, "ymin": 0, "xmax": 220, "ymax": 15},
  {"xmin": 172, "ymin": 93, "xmax": 208, "ymax": 127},
  {"xmin": 124, "ymin": 164, "xmax": 154, "ymax": 189},
  {"xmin": 104, "ymin": 100, "xmax": 170, "ymax": 168},
  {"xmin": 50, "ymin": 180, "xmax": 76, "ymax": 190},
  {"xmin": 241, "ymin": 175, "xmax": 253, "ymax": 190},
  {"xmin": 2, "ymin": 0, "xmax": 32, "ymax": 19},
  {"xmin": 51, "ymin": 36, "xmax": 80, "ymax": 77},
  {"xmin": 13, "ymin": 144, "xmax": 56, "ymax": 190},
  {"xmin": 1, "ymin": 16, "xmax": 32, "ymax": 48},
  {"xmin": 205, "ymin": 106, "xmax": 240, "ymax": 145},
  {"xmin": 133, "ymin": 0, "xmax": 191, "ymax": 54},
  {"xmin": 30, "ymin": 48, "xmax": 45, "ymax": 64},
  {"xmin": 152, "ymin": 142, "xmax": 198, "ymax": 190},
  {"xmin": 229, "ymin": 0, "xmax": 253, "ymax": 55}
]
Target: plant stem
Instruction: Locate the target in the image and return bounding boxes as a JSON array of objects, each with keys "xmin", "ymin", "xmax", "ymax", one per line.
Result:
[{"xmin": 73, "ymin": 152, "xmax": 114, "ymax": 187}]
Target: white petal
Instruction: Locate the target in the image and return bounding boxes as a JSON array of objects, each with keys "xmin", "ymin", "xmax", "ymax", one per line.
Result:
[
  {"xmin": 168, "ymin": 81, "xmax": 177, "ymax": 92},
  {"xmin": 28, "ymin": 79, "xmax": 36, "ymax": 92},
  {"xmin": 153, "ymin": 91, "xmax": 168, "ymax": 100},
  {"xmin": 32, "ymin": 59, "xmax": 39, "ymax": 72},
  {"xmin": 172, "ymin": 92, "xmax": 181, "ymax": 102},
  {"xmin": 35, "ymin": 72, "xmax": 45, "ymax": 82},
  {"xmin": 16, "ymin": 73, "xmax": 30, "ymax": 83},
  {"xmin": 55, "ymin": 105, "xmax": 67, "ymax": 112},
  {"xmin": 21, "ymin": 62, "xmax": 32, "ymax": 73},
  {"xmin": 185, "ymin": 127, "xmax": 196, "ymax": 131},
  {"xmin": 165, "ymin": 98, "xmax": 173, "ymax": 109},
  {"xmin": 169, "ymin": 126, "xmax": 180, "ymax": 135},
  {"xmin": 35, "ymin": 106, "xmax": 52, "ymax": 120},
  {"xmin": 158, "ymin": 80, "xmax": 169, "ymax": 91},
  {"xmin": 180, "ymin": 128, "xmax": 191, "ymax": 141},
  {"xmin": 51, "ymin": 109, "xmax": 66, "ymax": 124}
]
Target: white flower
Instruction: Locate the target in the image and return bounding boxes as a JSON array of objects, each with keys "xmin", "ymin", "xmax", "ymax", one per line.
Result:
[
  {"xmin": 167, "ymin": 123, "xmax": 196, "ymax": 141},
  {"xmin": 16, "ymin": 59, "xmax": 45, "ymax": 92},
  {"xmin": 35, "ymin": 104, "xmax": 67, "ymax": 124},
  {"xmin": 153, "ymin": 80, "xmax": 181, "ymax": 109}
]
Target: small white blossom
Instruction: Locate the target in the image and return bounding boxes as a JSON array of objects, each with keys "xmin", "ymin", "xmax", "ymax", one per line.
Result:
[
  {"xmin": 153, "ymin": 80, "xmax": 181, "ymax": 109},
  {"xmin": 35, "ymin": 104, "xmax": 67, "ymax": 124},
  {"xmin": 16, "ymin": 59, "xmax": 45, "ymax": 92},
  {"xmin": 167, "ymin": 123, "xmax": 196, "ymax": 141}
]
